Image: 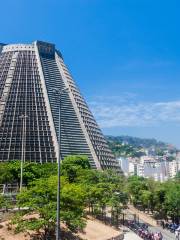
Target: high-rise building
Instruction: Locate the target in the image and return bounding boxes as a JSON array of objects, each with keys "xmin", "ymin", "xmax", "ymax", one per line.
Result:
[{"xmin": 0, "ymin": 41, "xmax": 120, "ymax": 170}]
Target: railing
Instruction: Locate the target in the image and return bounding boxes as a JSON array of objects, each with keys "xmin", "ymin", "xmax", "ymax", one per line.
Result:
[{"xmin": 0, "ymin": 184, "xmax": 20, "ymax": 196}]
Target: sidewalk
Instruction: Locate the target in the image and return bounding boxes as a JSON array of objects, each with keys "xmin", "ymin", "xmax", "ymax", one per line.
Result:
[
  {"xmin": 122, "ymin": 227, "xmax": 141, "ymax": 240},
  {"xmin": 128, "ymin": 205, "xmax": 157, "ymax": 226},
  {"xmin": 124, "ymin": 232, "xmax": 141, "ymax": 240}
]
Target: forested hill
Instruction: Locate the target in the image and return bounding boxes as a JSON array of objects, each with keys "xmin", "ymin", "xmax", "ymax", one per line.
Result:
[
  {"xmin": 106, "ymin": 135, "xmax": 168, "ymax": 148},
  {"xmin": 106, "ymin": 135, "xmax": 177, "ymax": 158}
]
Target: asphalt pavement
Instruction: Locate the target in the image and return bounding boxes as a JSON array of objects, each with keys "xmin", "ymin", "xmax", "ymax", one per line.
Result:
[
  {"xmin": 149, "ymin": 226, "xmax": 175, "ymax": 240},
  {"xmin": 124, "ymin": 209, "xmax": 175, "ymax": 240}
]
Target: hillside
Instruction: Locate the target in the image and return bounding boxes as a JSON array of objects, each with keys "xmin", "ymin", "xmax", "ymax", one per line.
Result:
[{"xmin": 106, "ymin": 135, "xmax": 177, "ymax": 157}]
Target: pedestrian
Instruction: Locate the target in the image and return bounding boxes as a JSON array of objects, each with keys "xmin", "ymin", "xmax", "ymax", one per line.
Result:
[
  {"xmin": 165, "ymin": 222, "xmax": 169, "ymax": 229},
  {"xmin": 175, "ymin": 228, "xmax": 179, "ymax": 240},
  {"xmin": 158, "ymin": 232, "xmax": 163, "ymax": 240},
  {"xmin": 154, "ymin": 232, "xmax": 159, "ymax": 240},
  {"xmin": 161, "ymin": 220, "xmax": 165, "ymax": 229},
  {"xmin": 151, "ymin": 233, "xmax": 155, "ymax": 240}
]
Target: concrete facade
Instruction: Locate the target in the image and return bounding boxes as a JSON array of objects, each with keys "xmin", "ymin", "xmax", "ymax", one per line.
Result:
[{"xmin": 0, "ymin": 41, "xmax": 120, "ymax": 170}]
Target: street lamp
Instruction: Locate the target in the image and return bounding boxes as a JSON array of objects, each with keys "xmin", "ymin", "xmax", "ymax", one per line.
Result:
[
  {"xmin": 53, "ymin": 87, "xmax": 69, "ymax": 240},
  {"xmin": 19, "ymin": 114, "xmax": 28, "ymax": 192}
]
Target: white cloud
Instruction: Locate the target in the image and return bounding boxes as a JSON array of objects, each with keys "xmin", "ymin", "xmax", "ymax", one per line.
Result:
[{"xmin": 89, "ymin": 96, "xmax": 180, "ymax": 128}]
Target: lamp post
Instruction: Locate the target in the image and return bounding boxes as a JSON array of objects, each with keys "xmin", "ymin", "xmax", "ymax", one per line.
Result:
[
  {"xmin": 19, "ymin": 114, "xmax": 28, "ymax": 192},
  {"xmin": 53, "ymin": 87, "xmax": 69, "ymax": 240}
]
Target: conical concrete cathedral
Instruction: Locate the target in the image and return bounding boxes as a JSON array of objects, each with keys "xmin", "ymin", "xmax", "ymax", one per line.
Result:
[{"xmin": 0, "ymin": 41, "xmax": 120, "ymax": 170}]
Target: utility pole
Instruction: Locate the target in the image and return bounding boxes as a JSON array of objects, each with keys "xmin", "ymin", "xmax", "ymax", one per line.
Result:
[{"xmin": 53, "ymin": 87, "xmax": 69, "ymax": 240}]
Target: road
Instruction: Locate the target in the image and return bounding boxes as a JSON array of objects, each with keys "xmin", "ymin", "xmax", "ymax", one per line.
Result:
[
  {"xmin": 149, "ymin": 226, "xmax": 175, "ymax": 240},
  {"xmin": 106, "ymin": 207, "xmax": 175, "ymax": 240},
  {"xmin": 124, "ymin": 209, "xmax": 175, "ymax": 240}
]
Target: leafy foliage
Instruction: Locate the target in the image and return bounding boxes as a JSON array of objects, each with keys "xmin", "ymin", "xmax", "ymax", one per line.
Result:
[
  {"xmin": 15, "ymin": 175, "xmax": 86, "ymax": 237},
  {"xmin": 106, "ymin": 135, "xmax": 177, "ymax": 157},
  {"xmin": 4, "ymin": 155, "xmax": 127, "ymax": 238},
  {"xmin": 106, "ymin": 135, "xmax": 170, "ymax": 149},
  {"xmin": 0, "ymin": 161, "xmax": 57, "ymax": 185},
  {"xmin": 126, "ymin": 176, "xmax": 180, "ymax": 222},
  {"xmin": 61, "ymin": 155, "xmax": 91, "ymax": 182},
  {"xmin": 0, "ymin": 154, "xmax": 179, "ymax": 239}
]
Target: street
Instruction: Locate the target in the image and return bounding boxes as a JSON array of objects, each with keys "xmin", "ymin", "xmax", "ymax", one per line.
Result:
[
  {"xmin": 124, "ymin": 208, "xmax": 175, "ymax": 240},
  {"xmin": 149, "ymin": 226, "xmax": 175, "ymax": 240}
]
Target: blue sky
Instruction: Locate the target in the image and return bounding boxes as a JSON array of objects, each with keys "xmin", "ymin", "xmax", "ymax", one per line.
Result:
[{"xmin": 1, "ymin": 0, "xmax": 180, "ymax": 147}]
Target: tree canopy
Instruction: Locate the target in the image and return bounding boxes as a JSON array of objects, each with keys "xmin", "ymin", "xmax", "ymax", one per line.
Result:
[
  {"xmin": 4, "ymin": 155, "xmax": 127, "ymax": 239},
  {"xmin": 0, "ymin": 155, "xmax": 179, "ymax": 239}
]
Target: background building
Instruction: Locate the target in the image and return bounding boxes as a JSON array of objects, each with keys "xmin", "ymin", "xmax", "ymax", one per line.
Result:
[{"xmin": 0, "ymin": 41, "xmax": 119, "ymax": 170}]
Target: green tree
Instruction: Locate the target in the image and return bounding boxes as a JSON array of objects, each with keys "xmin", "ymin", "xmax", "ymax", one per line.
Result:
[
  {"xmin": 14, "ymin": 175, "xmax": 86, "ymax": 239},
  {"xmin": 139, "ymin": 190, "xmax": 152, "ymax": 212},
  {"xmin": 0, "ymin": 161, "xmax": 57, "ymax": 186},
  {"xmin": 76, "ymin": 168, "xmax": 128, "ymax": 224},
  {"xmin": 163, "ymin": 182, "xmax": 180, "ymax": 223},
  {"xmin": 126, "ymin": 176, "xmax": 148, "ymax": 207},
  {"xmin": 0, "ymin": 195, "xmax": 12, "ymax": 211},
  {"xmin": 0, "ymin": 163, "xmax": 14, "ymax": 184},
  {"xmin": 61, "ymin": 155, "xmax": 90, "ymax": 182},
  {"xmin": 175, "ymin": 171, "xmax": 180, "ymax": 181}
]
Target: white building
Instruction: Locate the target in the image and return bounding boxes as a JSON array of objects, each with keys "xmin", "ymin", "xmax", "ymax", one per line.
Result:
[
  {"xmin": 167, "ymin": 160, "xmax": 179, "ymax": 178},
  {"xmin": 137, "ymin": 164, "xmax": 144, "ymax": 177}
]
